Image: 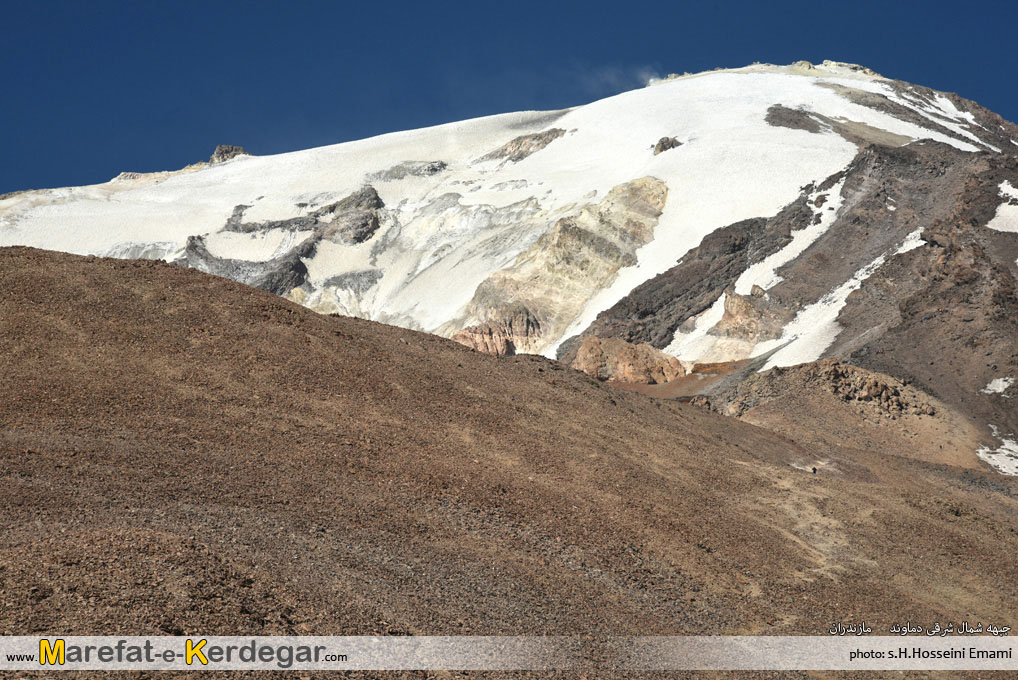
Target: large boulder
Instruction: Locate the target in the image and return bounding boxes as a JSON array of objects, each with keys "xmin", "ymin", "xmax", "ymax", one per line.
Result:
[{"xmin": 571, "ymin": 335, "xmax": 685, "ymax": 384}]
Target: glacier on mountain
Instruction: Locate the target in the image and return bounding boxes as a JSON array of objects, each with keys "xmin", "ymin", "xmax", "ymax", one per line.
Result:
[{"xmin": 3, "ymin": 61, "xmax": 1017, "ymax": 367}]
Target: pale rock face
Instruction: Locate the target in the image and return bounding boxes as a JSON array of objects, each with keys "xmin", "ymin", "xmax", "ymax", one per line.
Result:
[
  {"xmin": 450, "ymin": 305, "xmax": 542, "ymax": 356},
  {"xmin": 452, "ymin": 177, "xmax": 668, "ymax": 355},
  {"xmin": 476, "ymin": 128, "xmax": 566, "ymax": 164},
  {"xmin": 571, "ymin": 336, "xmax": 685, "ymax": 384},
  {"xmin": 710, "ymin": 285, "xmax": 793, "ymax": 342}
]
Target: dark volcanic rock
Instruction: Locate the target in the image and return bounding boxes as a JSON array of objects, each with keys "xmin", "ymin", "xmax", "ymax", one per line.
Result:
[
  {"xmin": 209, "ymin": 145, "xmax": 248, "ymax": 164},
  {"xmin": 181, "ymin": 235, "xmax": 314, "ymax": 296},
  {"xmin": 653, "ymin": 136, "xmax": 683, "ymax": 155},
  {"xmin": 832, "ymin": 150, "xmax": 1018, "ymax": 446},
  {"xmin": 560, "ymin": 139, "xmax": 1018, "ymax": 454},
  {"xmin": 821, "ymin": 81, "xmax": 1018, "ymax": 152},
  {"xmin": 765, "ymin": 104, "xmax": 822, "ymax": 134},
  {"xmin": 224, "ymin": 186, "xmax": 384, "ymax": 244},
  {"xmin": 368, "ymin": 160, "xmax": 448, "ymax": 182},
  {"xmin": 557, "ymin": 191, "xmax": 817, "ymax": 362},
  {"xmin": 177, "ymin": 186, "xmax": 387, "ymax": 297}
]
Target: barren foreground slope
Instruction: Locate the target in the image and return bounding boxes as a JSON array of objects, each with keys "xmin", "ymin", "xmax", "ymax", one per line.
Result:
[{"xmin": 2, "ymin": 248, "xmax": 1018, "ymax": 673}]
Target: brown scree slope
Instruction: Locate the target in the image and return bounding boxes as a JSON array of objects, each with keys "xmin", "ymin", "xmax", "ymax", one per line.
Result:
[{"xmin": 2, "ymin": 247, "xmax": 1018, "ymax": 676}]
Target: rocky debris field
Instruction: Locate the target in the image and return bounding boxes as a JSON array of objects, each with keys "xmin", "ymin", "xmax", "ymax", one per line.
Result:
[{"xmin": 3, "ymin": 247, "xmax": 1018, "ymax": 678}]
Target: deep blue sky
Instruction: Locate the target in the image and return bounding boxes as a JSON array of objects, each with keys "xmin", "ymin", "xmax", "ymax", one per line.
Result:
[{"xmin": 2, "ymin": 0, "xmax": 1016, "ymax": 194}]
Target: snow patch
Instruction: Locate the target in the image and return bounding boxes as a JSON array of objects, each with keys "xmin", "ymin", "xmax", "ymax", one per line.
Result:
[
  {"xmin": 748, "ymin": 227, "xmax": 924, "ymax": 369},
  {"xmin": 99, "ymin": 241, "xmax": 183, "ymax": 261},
  {"xmin": 981, "ymin": 377, "xmax": 1014, "ymax": 396},
  {"xmin": 986, "ymin": 181, "xmax": 1018, "ymax": 234},
  {"xmin": 203, "ymin": 229, "xmax": 312, "ymax": 262},
  {"xmin": 663, "ymin": 294, "xmax": 728, "ymax": 359},
  {"xmin": 977, "ymin": 425, "xmax": 1018, "ymax": 476},
  {"xmin": 895, "ymin": 228, "xmax": 926, "ymax": 254}
]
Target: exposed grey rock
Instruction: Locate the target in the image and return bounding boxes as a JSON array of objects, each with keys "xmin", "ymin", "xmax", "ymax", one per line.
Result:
[
  {"xmin": 180, "ymin": 235, "xmax": 314, "ymax": 296},
  {"xmin": 476, "ymin": 129, "xmax": 566, "ymax": 164},
  {"xmin": 223, "ymin": 186, "xmax": 384, "ymax": 245},
  {"xmin": 210, "ymin": 145, "xmax": 248, "ymax": 164},
  {"xmin": 367, "ymin": 161, "xmax": 448, "ymax": 182},
  {"xmin": 224, "ymin": 204, "xmax": 252, "ymax": 231},
  {"xmin": 765, "ymin": 104, "xmax": 822, "ymax": 134},
  {"xmin": 176, "ymin": 186, "xmax": 387, "ymax": 297},
  {"xmin": 320, "ymin": 269, "xmax": 384, "ymax": 294},
  {"xmin": 653, "ymin": 137, "xmax": 683, "ymax": 155}
]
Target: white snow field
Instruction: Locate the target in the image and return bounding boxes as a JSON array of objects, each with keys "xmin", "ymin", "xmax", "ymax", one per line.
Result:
[
  {"xmin": 0, "ymin": 61, "xmax": 1001, "ymax": 359},
  {"xmin": 978, "ymin": 425, "xmax": 1018, "ymax": 476}
]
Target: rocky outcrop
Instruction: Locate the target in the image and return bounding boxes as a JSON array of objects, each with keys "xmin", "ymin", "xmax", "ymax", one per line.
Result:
[
  {"xmin": 210, "ymin": 145, "xmax": 248, "ymax": 164},
  {"xmin": 459, "ymin": 177, "xmax": 668, "ymax": 355},
  {"xmin": 557, "ymin": 192, "xmax": 814, "ymax": 363},
  {"xmin": 451, "ymin": 325, "xmax": 514, "ymax": 356},
  {"xmin": 224, "ymin": 186, "xmax": 384, "ymax": 245},
  {"xmin": 765, "ymin": 104, "xmax": 823, "ymax": 134},
  {"xmin": 450, "ymin": 305, "xmax": 542, "ymax": 356},
  {"xmin": 180, "ymin": 235, "xmax": 314, "ymax": 296},
  {"xmin": 765, "ymin": 103, "xmax": 915, "ymax": 148},
  {"xmin": 476, "ymin": 128, "xmax": 566, "ymax": 163},
  {"xmin": 179, "ymin": 186, "xmax": 387, "ymax": 297},
  {"xmin": 710, "ymin": 285, "xmax": 793, "ymax": 342},
  {"xmin": 653, "ymin": 137, "xmax": 683, "ymax": 155},
  {"xmin": 563, "ymin": 140, "xmax": 1018, "ymax": 381},
  {"xmin": 571, "ymin": 336, "xmax": 685, "ymax": 384},
  {"xmin": 714, "ymin": 360, "xmax": 937, "ymax": 419},
  {"xmin": 816, "ymin": 362, "xmax": 936, "ymax": 415},
  {"xmin": 367, "ymin": 160, "xmax": 447, "ymax": 182},
  {"xmin": 551, "ymin": 139, "xmax": 1018, "ymax": 458},
  {"xmin": 822, "ymin": 79, "xmax": 1018, "ymax": 152}
]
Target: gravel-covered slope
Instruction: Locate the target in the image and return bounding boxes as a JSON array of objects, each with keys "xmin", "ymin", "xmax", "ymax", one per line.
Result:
[{"xmin": 2, "ymin": 247, "xmax": 1018, "ymax": 679}]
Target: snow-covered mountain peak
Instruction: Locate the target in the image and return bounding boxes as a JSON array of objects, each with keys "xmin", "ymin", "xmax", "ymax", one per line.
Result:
[
  {"xmin": 3, "ymin": 62, "xmax": 1017, "ymax": 373},
  {"xmin": 648, "ymin": 59, "xmax": 885, "ymax": 87}
]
